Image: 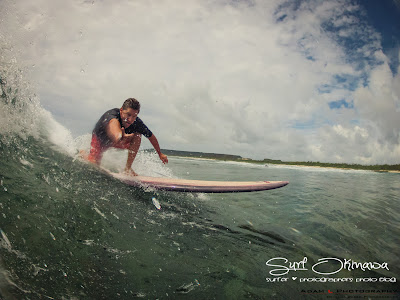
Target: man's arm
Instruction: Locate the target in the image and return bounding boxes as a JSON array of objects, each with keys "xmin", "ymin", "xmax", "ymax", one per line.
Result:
[
  {"xmin": 148, "ymin": 134, "xmax": 168, "ymax": 164},
  {"xmin": 106, "ymin": 119, "xmax": 134, "ymax": 147}
]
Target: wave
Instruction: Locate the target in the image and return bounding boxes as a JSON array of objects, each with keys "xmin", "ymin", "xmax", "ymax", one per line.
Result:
[{"xmin": 0, "ymin": 53, "xmax": 207, "ymax": 299}]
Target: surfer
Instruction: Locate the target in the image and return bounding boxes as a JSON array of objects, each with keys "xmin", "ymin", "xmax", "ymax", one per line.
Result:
[{"xmin": 87, "ymin": 98, "xmax": 168, "ymax": 176}]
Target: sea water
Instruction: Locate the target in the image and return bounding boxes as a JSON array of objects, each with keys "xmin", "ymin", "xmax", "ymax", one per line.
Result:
[
  {"xmin": 1, "ymin": 142, "xmax": 400, "ymax": 299},
  {"xmin": 1, "ymin": 64, "xmax": 399, "ymax": 299}
]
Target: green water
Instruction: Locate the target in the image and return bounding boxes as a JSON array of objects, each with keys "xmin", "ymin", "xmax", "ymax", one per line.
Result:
[{"xmin": 1, "ymin": 135, "xmax": 399, "ymax": 299}]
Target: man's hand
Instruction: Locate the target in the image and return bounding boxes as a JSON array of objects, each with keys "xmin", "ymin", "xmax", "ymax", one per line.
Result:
[
  {"xmin": 112, "ymin": 129, "xmax": 137, "ymax": 148},
  {"xmin": 121, "ymin": 128, "xmax": 136, "ymax": 141},
  {"xmin": 159, "ymin": 153, "xmax": 168, "ymax": 164}
]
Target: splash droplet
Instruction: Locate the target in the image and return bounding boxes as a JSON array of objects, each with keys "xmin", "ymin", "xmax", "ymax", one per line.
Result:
[{"xmin": 152, "ymin": 197, "xmax": 161, "ymax": 210}]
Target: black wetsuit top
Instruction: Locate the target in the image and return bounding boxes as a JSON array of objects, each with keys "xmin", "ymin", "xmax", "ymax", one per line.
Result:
[{"xmin": 93, "ymin": 108, "xmax": 153, "ymax": 147}]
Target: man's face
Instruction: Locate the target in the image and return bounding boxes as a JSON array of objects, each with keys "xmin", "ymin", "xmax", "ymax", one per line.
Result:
[{"xmin": 120, "ymin": 108, "xmax": 139, "ymax": 128}]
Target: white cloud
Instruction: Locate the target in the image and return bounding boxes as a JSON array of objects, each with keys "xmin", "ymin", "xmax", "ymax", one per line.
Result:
[
  {"xmin": 354, "ymin": 57, "xmax": 400, "ymax": 145},
  {"xmin": 1, "ymin": 0, "xmax": 399, "ymax": 164}
]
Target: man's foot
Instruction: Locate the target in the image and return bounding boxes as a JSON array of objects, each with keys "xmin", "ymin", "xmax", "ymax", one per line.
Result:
[
  {"xmin": 78, "ymin": 149, "xmax": 88, "ymax": 160},
  {"xmin": 124, "ymin": 168, "xmax": 138, "ymax": 176}
]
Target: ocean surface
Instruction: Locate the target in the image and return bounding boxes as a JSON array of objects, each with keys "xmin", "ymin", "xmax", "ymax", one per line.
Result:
[{"xmin": 1, "ymin": 72, "xmax": 400, "ymax": 299}]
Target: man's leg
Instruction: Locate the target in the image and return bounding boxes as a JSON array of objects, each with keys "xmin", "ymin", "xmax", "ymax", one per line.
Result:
[
  {"xmin": 87, "ymin": 134, "xmax": 105, "ymax": 164},
  {"xmin": 125, "ymin": 133, "xmax": 141, "ymax": 175}
]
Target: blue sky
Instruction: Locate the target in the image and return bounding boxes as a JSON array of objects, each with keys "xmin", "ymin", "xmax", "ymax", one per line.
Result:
[
  {"xmin": 1, "ymin": 0, "xmax": 400, "ymax": 164},
  {"xmin": 362, "ymin": 0, "xmax": 400, "ymax": 74}
]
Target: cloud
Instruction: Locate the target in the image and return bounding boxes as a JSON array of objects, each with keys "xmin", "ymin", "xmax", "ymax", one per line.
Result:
[
  {"xmin": 354, "ymin": 58, "xmax": 400, "ymax": 144},
  {"xmin": 1, "ymin": 0, "xmax": 399, "ymax": 164}
]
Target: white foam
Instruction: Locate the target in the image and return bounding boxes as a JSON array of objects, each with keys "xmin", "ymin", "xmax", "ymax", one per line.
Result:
[
  {"xmin": 101, "ymin": 148, "xmax": 174, "ymax": 177},
  {"xmin": 266, "ymin": 163, "xmax": 371, "ymax": 174},
  {"xmin": 0, "ymin": 51, "xmax": 80, "ymax": 157}
]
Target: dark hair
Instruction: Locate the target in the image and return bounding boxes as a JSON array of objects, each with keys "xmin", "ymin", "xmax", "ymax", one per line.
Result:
[{"xmin": 122, "ymin": 98, "xmax": 141, "ymax": 111}]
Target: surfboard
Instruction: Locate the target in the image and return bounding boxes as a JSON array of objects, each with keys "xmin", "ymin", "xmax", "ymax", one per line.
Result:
[
  {"xmin": 77, "ymin": 150, "xmax": 288, "ymax": 193},
  {"xmin": 110, "ymin": 172, "xmax": 289, "ymax": 193}
]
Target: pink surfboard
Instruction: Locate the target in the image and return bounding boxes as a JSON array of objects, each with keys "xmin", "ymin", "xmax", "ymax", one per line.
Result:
[{"xmin": 111, "ymin": 173, "xmax": 289, "ymax": 193}]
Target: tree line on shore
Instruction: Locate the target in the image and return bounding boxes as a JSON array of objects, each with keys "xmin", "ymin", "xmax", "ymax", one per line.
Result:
[{"xmin": 146, "ymin": 149, "xmax": 400, "ymax": 172}]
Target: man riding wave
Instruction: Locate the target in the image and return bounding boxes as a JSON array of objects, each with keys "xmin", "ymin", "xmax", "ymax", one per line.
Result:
[{"xmin": 87, "ymin": 98, "xmax": 168, "ymax": 176}]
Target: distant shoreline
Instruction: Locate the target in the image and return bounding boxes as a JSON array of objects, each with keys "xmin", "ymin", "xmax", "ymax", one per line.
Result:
[
  {"xmin": 284, "ymin": 164, "xmax": 400, "ymax": 173},
  {"xmin": 171, "ymin": 156, "xmax": 400, "ymax": 173},
  {"xmin": 143, "ymin": 149, "xmax": 400, "ymax": 173}
]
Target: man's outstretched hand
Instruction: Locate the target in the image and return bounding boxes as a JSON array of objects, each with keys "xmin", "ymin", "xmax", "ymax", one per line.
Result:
[{"xmin": 159, "ymin": 153, "xmax": 168, "ymax": 164}]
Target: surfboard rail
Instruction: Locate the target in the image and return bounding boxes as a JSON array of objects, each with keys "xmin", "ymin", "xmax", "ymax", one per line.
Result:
[{"xmin": 111, "ymin": 173, "xmax": 289, "ymax": 193}]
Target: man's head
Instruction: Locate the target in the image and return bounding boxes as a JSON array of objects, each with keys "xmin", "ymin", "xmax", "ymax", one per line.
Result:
[
  {"xmin": 120, "ymin": 98, "xmax": 140, "ymax": 128},
  {"xmin": 122, "ymin": 98, "xmax": 141, "ymax": 111}
]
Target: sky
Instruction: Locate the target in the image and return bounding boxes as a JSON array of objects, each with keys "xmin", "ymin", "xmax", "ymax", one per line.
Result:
[{"xmin": 1, "ymin": 0, "xmax": 400, "ymax": 164}]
